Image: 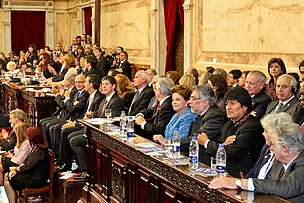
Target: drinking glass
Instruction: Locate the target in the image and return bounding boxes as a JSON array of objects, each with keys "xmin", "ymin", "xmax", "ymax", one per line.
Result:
[
  {"xmin": 210, "ymin": 157, "xmax": 217, "ymax": 176},
  {"xmin": 163, "ymin": 139, "xmax": 172, "ymax": 156},
  {"xmin": 105, "ymin": 109, "xmax": 111, "ymax": 121}
]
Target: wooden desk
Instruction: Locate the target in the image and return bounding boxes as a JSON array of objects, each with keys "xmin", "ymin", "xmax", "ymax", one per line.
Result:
[
  {"xmin": 79, "ymin": 121, "xmax": 290, "ymax": 203},
  {"xmin": 1, "ymin": 81, "xmax": 58, "ymax": 126}
]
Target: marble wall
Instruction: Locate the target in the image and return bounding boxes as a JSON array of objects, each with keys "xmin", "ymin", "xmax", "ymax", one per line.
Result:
[
  {"xmin": 0, "ymin": 10, "xmax": 4, "ymax": 52},
  {"xmin": 193, "ymin": 0, "xmax": 304, "ymax": 74}
]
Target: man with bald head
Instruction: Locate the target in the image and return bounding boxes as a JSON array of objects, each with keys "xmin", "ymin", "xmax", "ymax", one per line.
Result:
[
  {"xmin": 266, "ymin": 74, "xmax": 299, "ymax": 114},
  {"xmin": 128, "ymin": 70, "xmax": 155, "ymax": 116},
  {"xmin": 245, "ymin": 70, "xmax": 271, "ymax": 119}
]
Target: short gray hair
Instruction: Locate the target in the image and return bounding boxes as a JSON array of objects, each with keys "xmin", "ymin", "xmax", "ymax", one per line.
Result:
[
  {"xmin": 248, "ymin": 70, "xmax": 267, "ymax": 85},
  {"xmin": 137, "ymin": 70, "xmax": 151, "ymax": 84},
  {"xmin": 156, "ymin": 77, "xmax": 174, "ymax": 95},
  {"xmin": 193, "ymin": 85, "xmax": 217, "ymax": 106},
  {"xmin": 10, "ymin": 109, "xmax": 30, "ymax": 124},
  {"xmin": 272, "ymin": 123, "xmax": 304, "ymax": 152},
  {"xmin": 261, "ymin": 112, "xmax": 293, "ymax": 132},
  {"xmin": 278, "ymin": 74, "xmax": 297, "ymax": 89}
]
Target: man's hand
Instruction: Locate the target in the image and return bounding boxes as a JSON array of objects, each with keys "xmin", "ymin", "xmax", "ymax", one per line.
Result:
[
  {"xmin": 209, "ymin": 177, "xmax": 238, "ymax": 189},
  {"xmin": 197, "ymin": 133, "xmax": 208, "ymax": 145},
  {"xmin": 224, "ymin": 135, "xmax": 236, "ymax": 146},
  {"xmin": 1, "ymin": 130, "xmax": 8, "ymax": 140},
  {"xmin": 62, "ymin": 121, "xmax": 76, "ymax": 129},
  {"xmin": 135, "ymin": 115, "xmax": 145, "ymax": 126},
  {"xmin": 153, "ymin": 134, "xmax": 167, "ymax": 145}
]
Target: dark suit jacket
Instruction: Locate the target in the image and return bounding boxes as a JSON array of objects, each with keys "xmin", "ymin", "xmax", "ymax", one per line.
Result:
[
  {"xmin": 252, "ymin": 89, "xmax": 272, "ymax": 119},
  {"xmin": 180, "ymin": 105, "xmax": 227, "ymax": 165},
  {"xmin": 97, "ymin": 56, "xmax": 107, "ymax": 71},
  {"xmin": 54, "ymin": 86, "xmax": 78, "ymax": 119},
  {"xmin": 128, "ymin": 86, "xmax": 155, "ymax": 116},
  {"xmin": 206, "ymin": 115, "xmax": 265, "ymax": 177},
  {"xmin": 266, "ymin": 96, "xmax": 299, "ymax": 115},
  {"xmin": 123, "ymin": 92, "xmax": 135, "ymax": 113},
  {"xmin": 253, "ymin": 151, "xmax": 304, "ymax": 202},
  {"xmin": 0, "ymin": 114, "xmax": 10, "ymax": 128},
  {"xmin": 119, "ymin": 60, "xmax": 131, "ymax": 80},
  {"xmin": 245, "ymin": 144, "xmax": 272, "ymax": 179},
  {"xmin": 95, "ymin": 92, "xmax": 124, "ymax": 118},
  {"xmin": 65, "ymin": 90, "xmax": 90, "ymax": 121},
  {"xmin": 291, "ymin": 103, "xmax": 304, "ymax": 125},
  {"xmin": 86, "ymin": 67, "xmax": 106, "ymax": 81},
  {"xmin": 0, "ymin": 131, "xmax": 16, "ymax": 151},
  {"xmin": 84, "ymin": 91, "xmax": 105, "ymax": 113},
  {"xmin": 138, "ymin": 96, "xmax": 175, "ymax": 140},
  {"xmin": 52, "ymin": 66, "xmax": 67, "ymax": 82}
]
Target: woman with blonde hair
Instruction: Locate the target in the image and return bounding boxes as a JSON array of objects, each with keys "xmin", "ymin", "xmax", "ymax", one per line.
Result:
[
  {"xmin": 179, "ymin": 75, "xmax": 196, "ymax": 89},
  {"xmin": 115, "ymin": 74, "xmax": 136, "ymax": 111},
  {"xmin": 0, "ymin": 122, "xmax": 31, "ymax": 185}
]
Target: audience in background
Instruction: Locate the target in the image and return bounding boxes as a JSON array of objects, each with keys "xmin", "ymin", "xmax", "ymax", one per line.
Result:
[
  {"xmin": 207, "ymin": 74, "xmax": 228, "ymax": 112},
  {"xmin": 179, "ymin": 75, "xmax": 196, "ymax": 89},
  {"xmin": 238, "ymin": 70, "xmax": 250, "ymax": 87},
  {"xmin": 266, "ymin": 58, "xmax": 286, "ymax": 100},
  {"xmin": 166, "ymin": 71, "xmax": 181, "ymax": 85},
  {"xmin": 227, "ymin": 69, "xmax": 242, "ymax": 87}
]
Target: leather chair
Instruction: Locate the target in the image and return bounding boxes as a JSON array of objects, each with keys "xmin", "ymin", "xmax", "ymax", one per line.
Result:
[{"xmin": 17, "ymin": 149, "xmax": 55, "ymax": 203}]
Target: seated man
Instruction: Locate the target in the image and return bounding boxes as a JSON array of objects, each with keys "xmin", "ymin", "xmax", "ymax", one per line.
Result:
[
  {"xmin": 244, "ymin": 70, "xmax": 271, "ymax": 119},
  {"xmin": 135, "ymin": 77, "xmax": 175, "ymax": 140},
  {"xmin": 209, "ymin": 123, "xmax": 304, "ymax": 202},
  {"xmin": 180, "ymin": 85, "xmax": 226, "ymax": 166},
  {"xmin": 266, "ymin": 74, "xmax": 299, "ymax": 114},
  {"xmin": 0, "ymin": 109, "xmax": 30, "ymax": 151},
  {"xmin": 227, "ymin": 69, "xmax": 242, "ymax": 88}
]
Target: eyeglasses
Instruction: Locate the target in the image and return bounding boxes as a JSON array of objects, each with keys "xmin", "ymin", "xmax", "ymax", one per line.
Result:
[
  {"xmin": 189, "ymin": 96, "xmax": 201, "ymax": 101},
  {"xmin": 276, "ymin": 84, "xmax": 291, "ymax": 89},
  {"xmin": 75, "ymin": 81, "xmax": 85, "ymax": 84}
]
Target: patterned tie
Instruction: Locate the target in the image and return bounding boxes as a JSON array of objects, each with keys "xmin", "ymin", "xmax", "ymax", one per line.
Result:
[
  {"xmin": 100, "ymin": 99, "xmax": 108, "ymax": 117},
  {"xmin": 275, "ymin": 103, "xmax": 284, "ymax": 112},
  {"xmin": 128, "ymin": 91, "xmax": 140, "ymax": 115}
]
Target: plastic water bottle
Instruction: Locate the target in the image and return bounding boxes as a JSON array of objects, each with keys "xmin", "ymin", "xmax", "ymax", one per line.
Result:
[
  {"xmin": 189, "ymin": 136, "xmax": 199, "ymax": 171},
  {"xmin": 172, "ymin": 128, "xmax": 181, "ymax": 158},
  {"xmin": 126, "ymin": 116, "xmax": 134, "ymax": 144},
  {"xmin": 119, "ymin": 111, "xmax": 127, "ymax": 135},
  {"xmin": 216, "ymin": 144, "xmax": 226, "ymax": 177}
]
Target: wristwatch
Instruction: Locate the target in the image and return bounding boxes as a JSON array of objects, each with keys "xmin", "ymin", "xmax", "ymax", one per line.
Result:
[{"xmin": 235, "ymin": 179, "xmax": 242, "ymax": 190}]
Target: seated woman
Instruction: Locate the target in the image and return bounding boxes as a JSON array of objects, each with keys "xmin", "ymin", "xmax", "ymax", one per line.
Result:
[
  {"xmin": 4, "ymin": 127, "xmax": 50, "ymax": 203},
  {"xmin": 115, "ymin": 74, "xmax": 136, "ymax": 112},
  {"xmin": 153, "ymin": 85, "xmax": 196, "ymax": 144},
  {"xmin": 0, "ymin": 122, "xmax": 31, "ymax": 185}
]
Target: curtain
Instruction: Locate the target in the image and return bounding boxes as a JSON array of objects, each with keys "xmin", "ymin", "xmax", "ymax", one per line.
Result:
[
  {"xmin": 164, "ymin": 0, "xmax": 184, "ymax": 72},
  {"xmin": 83, "ymin": 7, "xmax": 92, "ymax": 36},
  {"xmin": 11, "ymin": 11, "xmax": 45, "ymax": 52}
]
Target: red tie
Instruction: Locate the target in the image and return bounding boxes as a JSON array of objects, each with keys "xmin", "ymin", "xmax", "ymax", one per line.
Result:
[
  {"xmin": 157, "ymin": 103, "xmax": 161, "ymax": 110},
  {"xmin": 301, "ymin": 123, "xmax": 304, "ymax": 132}
]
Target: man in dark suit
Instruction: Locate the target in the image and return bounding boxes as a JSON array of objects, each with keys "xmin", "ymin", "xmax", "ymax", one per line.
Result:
[
  {"xmin": 199, "ymin": 87, "xmax": 265, "ymax": 177},
  {"xmin": 55, "ymin": 74, "xmax": 104, "ymax": 171},
  {"xmin": 94, "ymin": 47, "xmax": 107, "ymax": 72},
  {"xmin": 135, "ymin": 77, "xmax": 175, "ymax": 140},
  {"xmin": 180, "ymin": 85, "xmax": 226, "ymax": 166},
  {"xmin": 85, "ymin": 55, "xmax": 105, "ymax": 81},
  {"xmin": 51, "ymin": 51, "xmax": 68, "ymax": 82},
  {"xmin": 117, "ymin": 51, "xmax": 131, "ymax": 80},
  {"xmin": 0, "ymin": 113, "xmax": 9, "ymax": 128},
  {"xmin": 94, "ymin": 76, "xmax": 124, "ymax": 118},
  {"xmin": 48, "ymin": 74, "xmax": 89, "ymax": 156},
  {"xmin": 245, "ymin": 70, "xmax": 271, "ymax": 119},
  {"xmin": 266, "ymin": 74, "xmax": 299, "ymax": 114},
  {"xmin": 227, "ymin": 69, "xmax": 242, "ymax": 88},
  {"xmin": 128, "ymin": 70, "xmax": 155, "ymax": 116},
  {"xmin": 40, "ymin": 73, "xmax": 78, "ymax": 143},
  {"xmin": 210, "ymin": 123, "xmax": 304, "ymax": 203}
]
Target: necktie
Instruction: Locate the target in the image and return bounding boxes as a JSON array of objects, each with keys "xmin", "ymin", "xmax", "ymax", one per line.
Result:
[
  {"xmin": 73, "ymin": 91, "xmax": 80, "ymax": 102},
  {"xmin": 275, "ymin": 103, "xmax": 284, "ymax": 112},
  {"xmin": 301, "ymin": 123, "xmax": 304, "ymax": 132},
  {"xmin": 157, "ymin": 103, "xmax": 161, "ymax": 110},
  {"xmin": 128, "ymin": 91, "xmax": 140, "ymax": 115},
  {"xmin": 100, "ymin": 99, "xmax": 108, "ymax": 117},
  {"xmin": 86, "ymin": 95, "xmax": 93, "ymax": 113}
]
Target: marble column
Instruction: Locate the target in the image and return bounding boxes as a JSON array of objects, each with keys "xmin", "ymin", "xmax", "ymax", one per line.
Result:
[{"xmin": 183, "ymin": 0, "xmax": 193, "ymax": 71}]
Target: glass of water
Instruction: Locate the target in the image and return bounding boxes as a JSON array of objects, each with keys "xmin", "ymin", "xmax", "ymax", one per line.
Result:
[
  {"xmin": 163, "ymin": 139, "xmax": 172, "ymax": 156},
  {"xmin": 210, "ymin": 156, "xmax": 217, "ymax": 176},
  {"xmin": 105, "ymin": 109, "xmax": 111, "ymax": 121}
]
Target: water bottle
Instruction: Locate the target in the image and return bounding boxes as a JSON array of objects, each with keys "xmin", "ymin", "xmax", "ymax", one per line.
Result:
[
  {"xmin": 126, "ymin": 116, "xmax": 134, "ymax": 144},
  {"xmin": 119, "ymin": 111, "xmax": 127, "ymax": 135},
  {"xmin": 189, "ymin": 136, "xmax": 199, "ymax": 171},
  {"xmin": 172, "ymin": 128, "xmax": 181, "ymax": 158},
  {"xmin": 216, "ymin": 144, "xmax": 226, "ymax": 177}
]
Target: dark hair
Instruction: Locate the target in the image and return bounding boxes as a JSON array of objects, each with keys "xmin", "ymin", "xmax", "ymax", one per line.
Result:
[
  {"xmin": 209, "ymin": 74, "xmax": 228, "ymax": 101},
  {"xmin": 108, "ymin": 69, "xmax": 120, "ymax": 77},
  {"xmin": 243, "ymin": 70, "xmax": 250, "ymax": 78},
  {"xmin": 120, "ymin": 51, "xmax": 128, "ymax": 59},
  {"xmin": 229, "ymin": 69, "xmax": 243, "ymax": 80},
  {"xmin": 27, "ymin": 127, "xmax": 47, "ymax": 147},
  {"xmin": 166, "ymin": 71, "xmax": 181, "ymax": 85},
  {"xmin": 117, "ymin": 46, "xmax": 124, "ymax": 51},
  {"xmin": 87, "ymin": 74, "xmax": 101, "ymax": 90},
  {"xmin": 288, "ymin": 72, "xmax": 300, "ymax": 82},
  {"xmin": 190, "ymin": 68, "xmax": 199, "ymax": 79},
  {"xmin": 206, "ymin": 66, "xmax": 215, "ymax": 74},
  {"xmin": 225, "ymin": 86, "xmax": 252, "ymax": 114},
  {"xmin": 267, "ymin": 58, "xmax": 286, "ymax": 85},
  {"xmin": 102, "ymin": 75, "xmax": 117, "ymax": 86},
  {"xmin": 170, "ymin": 85, "xmax": 192, "ymax": 101},
  {"xmin": 299, "ymin": 60, "xmax": 304, "ymax": 69},
  {"xmin": 29, "ymin": 44, "xmax": 37, "ymax": 52},
  {"xmin": 85, "ymin": 55, "xmax": 97, "ymax": 68}
]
